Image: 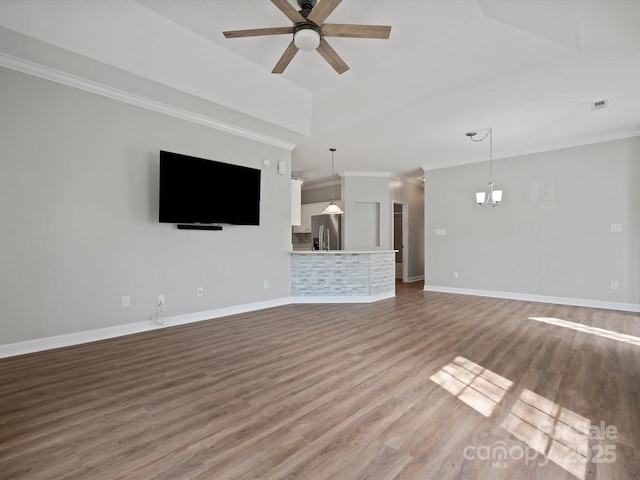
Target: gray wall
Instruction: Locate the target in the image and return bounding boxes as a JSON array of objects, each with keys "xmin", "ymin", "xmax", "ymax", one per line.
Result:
[
  {"xmin": 391, "ymin": 178, "xmax": 425, "ymax": 280},
  {"xmin": 0, "ymin": 67, "xmax": 293, "ymax": 344},
  {"xmin": 342, "ymin": 174, "xmax": 392, "ymax": 251},
  {"xmin": 424, "ymin": 136, "xmax": 640, "ymax": 308}
]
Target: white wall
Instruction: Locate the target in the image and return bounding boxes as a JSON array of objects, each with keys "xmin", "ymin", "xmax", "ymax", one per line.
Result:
[
  {"xmin": 424, "ymin": 137, "xmax": 640, "ymax": 311},
  {"xmin": 0, "ymin": 67, "xmax": 293, "ymax": 346}
]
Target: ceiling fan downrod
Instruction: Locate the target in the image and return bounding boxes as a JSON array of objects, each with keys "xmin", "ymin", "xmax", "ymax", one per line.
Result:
[
  {"xmin": 297, "ymin": 0, "xmax": 316, "ymax": 9},
  {"xmin": 297, "ymin": 0, "xmax": 316, "ymax": 17}
]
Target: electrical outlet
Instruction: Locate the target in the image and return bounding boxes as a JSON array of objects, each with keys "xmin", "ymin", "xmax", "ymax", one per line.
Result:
[
  {"xmin": 122, "ymin": 296, "xmax": 130, "ymax": 308},
  {"xmin": 197, "ymin": 287, "xmax": 204, "ymax": 297},
  {"xmin": 610, "ymin": 281, "xmax": 618, "ymax": 290},
  {"xmin": 264, "ymin": 280, "xmax": 269, "ymax": 289},
  {"xmin": 158, "ymin": 294, "xmax": 165, "ymax": 305}
]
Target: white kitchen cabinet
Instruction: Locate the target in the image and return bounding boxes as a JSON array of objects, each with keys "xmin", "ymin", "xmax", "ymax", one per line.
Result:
[
  {"xmin": 293, "ymin": 204, "xmax": 315, "ymax": 233},
  {"xmin": 291, "ymin": 179, "xmax": 303, "ymax": 226},
  {"xmin": 293, "ymin": 202, "xmax": 342, "ymax": 233}
]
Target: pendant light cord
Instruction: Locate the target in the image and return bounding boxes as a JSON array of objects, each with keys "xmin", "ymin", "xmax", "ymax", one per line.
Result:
[
  {"xmin": 323, "ymin": 147, "xmax": 343, "ymax": 215},
  {"xmin": 468, "ymin": 128, "xmax": 493, "ymax": 184},
  {"xmin": 330, "ymin": 147, "xmax": 336, "ymax": 202}
]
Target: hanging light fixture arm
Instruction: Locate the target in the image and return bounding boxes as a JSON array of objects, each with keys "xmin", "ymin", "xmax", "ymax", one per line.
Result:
[
  {"xmin": 323, "ymin": 147, "xmax": 343, "ymax": 215},
  {"xmin": 330, "ymin": 148, "xmax": 336, "ymax": 201},
  {"xmin": 466, "ymin": 128, "xmax": 502, "ymax": 207}
]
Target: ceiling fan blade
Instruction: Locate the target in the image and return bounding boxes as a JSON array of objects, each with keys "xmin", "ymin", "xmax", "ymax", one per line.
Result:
[
  {"xmin": 307, "ymin": 0, "xmax": 341, "ymax": 25},
  {"xmin": 316, "ymin": 38, "xmax": 349, "ymax": 74},
  {"xmin": 271, "ymin": 0, "xmax": 306, "ymax": 23},
  {"xmin": 223, "ymin": 26, "xmax": 293, "ymax": 38},
  {"xmin": 321, "ymin": 24, "xmax": 391, "ymax": 39},
  {"xmin": 272, "ymin": 41, "xmax": 299, "ymax": 74}
]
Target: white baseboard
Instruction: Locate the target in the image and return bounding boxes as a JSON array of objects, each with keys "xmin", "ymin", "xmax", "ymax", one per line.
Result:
[
  {"xmin": 290, "ymin": 291, "xmax": 395, "ymax": 304},
  {"xmin": 0, "ymin": 292, "xmax": 399, "ymax": 359},
  {"xmin": 3, "ymin": 284, "xmax": 634, "ymax": 359},
  {"xmin": 423, "ymin": 285, "xmax": 640, "ymax": 313},
  {"xmin": 405, "ymin": 275, "xmax": 424, "ymax": 283},
  {"xmin": 0, "ymin": 297, "xmax": 292, "ymax": 359}
]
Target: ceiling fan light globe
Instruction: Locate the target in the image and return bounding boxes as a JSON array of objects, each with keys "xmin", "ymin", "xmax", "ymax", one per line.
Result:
[{"xmin": 294, "ymin": 29, "xmax": 320, "ymax": 51}]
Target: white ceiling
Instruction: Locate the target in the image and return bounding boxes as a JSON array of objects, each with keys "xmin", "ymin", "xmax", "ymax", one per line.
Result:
[{"xmin": 1, "ymin": 0, "xmax": 639, "ymax": 186}]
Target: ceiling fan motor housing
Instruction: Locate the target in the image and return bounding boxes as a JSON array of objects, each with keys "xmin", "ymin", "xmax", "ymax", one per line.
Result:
[{"xmin": 297, "ymin": 0, "xmax": 317, "ymax": 11}]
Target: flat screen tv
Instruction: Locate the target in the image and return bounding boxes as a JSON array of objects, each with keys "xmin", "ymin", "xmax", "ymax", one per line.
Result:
[{"xmin": 159, "ymin": 150, "xmax": 261, "ymax": 226}]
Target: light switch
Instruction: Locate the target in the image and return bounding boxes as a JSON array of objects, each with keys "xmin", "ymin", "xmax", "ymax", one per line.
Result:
[
  {"xmin": 610, "ymin": 224, "xmax": 622, "ymax": 232},
  {"xmin": 435, "ymin": 228, "xmax": 446, "ymax": 236}
]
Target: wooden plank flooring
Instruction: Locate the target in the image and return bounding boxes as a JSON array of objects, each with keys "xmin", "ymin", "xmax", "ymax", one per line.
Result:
[{"xmin": 1, "ymin": 281, "xmax": 639, "ymax": 479}]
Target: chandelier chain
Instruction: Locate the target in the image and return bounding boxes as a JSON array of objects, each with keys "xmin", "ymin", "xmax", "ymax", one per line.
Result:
[{"xmin": 468, "ymin": 128, "xmax": 493, "ymax": 183}]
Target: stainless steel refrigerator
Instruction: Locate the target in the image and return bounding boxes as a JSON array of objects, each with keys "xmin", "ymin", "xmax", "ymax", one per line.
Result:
[{"xmin": 311, "ymin": 214, "xmax": 342, "ymax": 250}]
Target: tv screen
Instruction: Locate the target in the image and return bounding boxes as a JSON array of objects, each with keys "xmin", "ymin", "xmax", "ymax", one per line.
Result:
[{"xmin": 159, "ymin": 150, "xmax": 261, "ymax": 226}]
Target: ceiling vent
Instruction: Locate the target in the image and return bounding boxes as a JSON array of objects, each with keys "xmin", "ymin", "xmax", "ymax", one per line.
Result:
[{"xmin": 591, "ymin": 99, "xmax": 608, "ymax": 110}]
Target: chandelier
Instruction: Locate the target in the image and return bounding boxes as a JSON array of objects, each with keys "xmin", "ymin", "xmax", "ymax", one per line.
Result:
[{"xmin": 466, "ymin": 128, "xmax": 503, "ymax": 207}]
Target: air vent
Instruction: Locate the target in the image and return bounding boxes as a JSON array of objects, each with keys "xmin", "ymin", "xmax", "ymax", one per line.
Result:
[{"xmin": 591, "ymin": 99, "xmax": 608, "ymax": 110}]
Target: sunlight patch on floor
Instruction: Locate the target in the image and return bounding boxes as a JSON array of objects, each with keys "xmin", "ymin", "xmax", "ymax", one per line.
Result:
[
  {"xmin": 430, "ymin": 356, "xmax": 594, "ymax": 478},
  {"xmin": 502, "ymin": 388, "xmax": 590, "ymax": 479},
  {"xmin": 528, "ymin": 317, "xmax": 640, "ymax": 346},
  {"xmin": 429, "ymin": 356, "xmax": 513, "ymax": 417}
]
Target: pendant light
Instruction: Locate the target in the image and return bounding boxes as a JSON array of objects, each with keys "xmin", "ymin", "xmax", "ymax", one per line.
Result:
[
  {"xmin": 466, "ymin": 128, "xmax": 503, "ymax": 207},
  {"xmin": 323, "ymin": 148, "xmax": 343, "ymax": 214}
]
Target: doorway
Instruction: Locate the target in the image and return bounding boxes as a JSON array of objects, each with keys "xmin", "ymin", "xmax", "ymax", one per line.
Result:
[{"xmin": 392, "ymin": 201, "xmax": 409, "ymax": 282}]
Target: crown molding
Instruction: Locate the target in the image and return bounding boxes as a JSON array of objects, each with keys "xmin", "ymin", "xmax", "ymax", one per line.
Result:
[
  {"xmin": 0, "ymin": 52, "xmax": 297, "ymax": 151},
  {"xmin": 391, "ymin": 174, "xmax": 426, "ymax": 188},
  {"xmin": 302, "ymin": 179, "xmax": 339, "ymax": 190},
  {"xmin": 341, "ymin": 171, "xmax": 393, "ymax": 177},
  {"xmin": 423, "ymin": 130, "xmax": 640, "ymax": 172},
  {"xmin": 305, "ymin": 171, "xmax": 423, "ymax": 190}
]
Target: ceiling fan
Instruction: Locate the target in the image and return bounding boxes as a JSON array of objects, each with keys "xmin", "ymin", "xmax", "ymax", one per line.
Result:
[{"xmin": 223, "ymin": 0, "xmax": 392, "ymax": 75}]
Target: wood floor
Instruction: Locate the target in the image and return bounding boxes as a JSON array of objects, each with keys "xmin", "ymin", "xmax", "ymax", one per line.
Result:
[{"xmin": 1, "ymin": 281, "xmax": 639, "ymax": 479}]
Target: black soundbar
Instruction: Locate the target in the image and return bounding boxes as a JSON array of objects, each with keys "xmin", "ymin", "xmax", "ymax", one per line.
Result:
[{"xmin": 177, "ymin": 224, "xmax": 222, "ymax": 231}]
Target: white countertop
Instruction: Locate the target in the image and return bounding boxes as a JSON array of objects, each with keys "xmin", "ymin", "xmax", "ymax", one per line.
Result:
[{"xmin": 291, "ymin": 250, "xmax": 397, "ymax": 254}]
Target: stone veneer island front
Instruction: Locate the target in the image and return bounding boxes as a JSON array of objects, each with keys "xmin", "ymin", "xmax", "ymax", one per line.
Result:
[{"xmin": 291, "ymin": 250, "xmax": 396, "ymax": 303}]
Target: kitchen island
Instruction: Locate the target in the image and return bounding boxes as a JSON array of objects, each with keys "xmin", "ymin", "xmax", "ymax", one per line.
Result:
[{"xmin": 291, "ymin": 250, "xmax": 396, "ymax": 303}]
